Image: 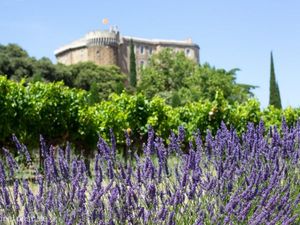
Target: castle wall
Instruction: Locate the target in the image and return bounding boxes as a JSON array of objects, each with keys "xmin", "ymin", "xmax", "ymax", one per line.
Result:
[
  {"xmin": 88, "ymin": 46, "xmax": 118, "ymax": 66},
  {"xmin": 118, "ymin": 43, "xmax": 129, "ymax": 74},
  {"xmin": 71, "ymin": 48, "xmax": 88, "ymax": 64},
  {"xmin": 118, "ymin": 38, "xmax": 200, "ymax": 79},
  {"xmin": 56, "ymin": 51, "xmax": 72, "ymax": 65},
  {"xmin": 56, "ymin": 47, "xmax": 88, "ymax": 65},
  {"xmin": 155, "ymin": 44, "xmax": 199, "ymax": 63}
]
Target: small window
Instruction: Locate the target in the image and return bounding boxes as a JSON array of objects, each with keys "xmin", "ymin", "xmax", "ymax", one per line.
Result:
[
  {"xmin": 140, "ymin": 46, "xmax": 144, "ymax": 54},
  {"xmin": 185, "ymin": 48, "xmax": 191, "ymax": 56},
  {"xmin": 149, "ymin": 47, "xmax": 153, "ymax": 55},
  {"xmin": 140, "ymin": 60, "xmax": 144, "ymax": 69}
]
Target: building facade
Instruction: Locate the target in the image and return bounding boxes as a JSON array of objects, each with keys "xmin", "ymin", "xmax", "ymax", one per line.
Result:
[{"xmin": 54, "ymin": 27, "xmax": 200, "ymax": 75}]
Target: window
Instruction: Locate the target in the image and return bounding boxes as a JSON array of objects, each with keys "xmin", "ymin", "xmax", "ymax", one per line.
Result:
[
  {"xmin": 149, "ymin": 47, "xmax": 153, "ymax": 55},
  {"xmin": 185, "ymin": 48, "xmax": 191, "ymax": 57},
  {"xmin": 140, "ymin": 46, "xmax": 144, "ymax": 54},
  {"xmin": 140, "ymin": 60, "xmax": 144, "ymax": 69}
]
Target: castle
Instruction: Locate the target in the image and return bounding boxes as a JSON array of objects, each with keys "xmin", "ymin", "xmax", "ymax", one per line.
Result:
[{"xmin": 54, "ymin": 26, "xmax": 200, "ymax": 75}]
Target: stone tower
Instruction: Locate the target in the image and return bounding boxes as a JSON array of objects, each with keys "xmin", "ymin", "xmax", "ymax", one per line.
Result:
[
  {"xmin": 85, "ymin": 28, "xmax": 119, "ymax": 66},
  {"xmin": 54, "ymin": 27, "xmax": 120, "ymax": 66}
]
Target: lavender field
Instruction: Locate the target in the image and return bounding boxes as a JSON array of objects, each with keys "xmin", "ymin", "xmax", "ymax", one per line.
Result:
[{"xmin": 1, "ymin": 120, "xmax": 300, "ymax": 224}]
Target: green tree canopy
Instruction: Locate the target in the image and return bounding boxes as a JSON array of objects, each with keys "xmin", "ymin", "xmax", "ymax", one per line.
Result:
[
  {"xmin": 70, "ymin": 62, "xmax": 126, "ymax": 102},
  {"xmin": 138, "ymin": 48, "xmax": 255, "ymax": 106},
  {"xmin": 0, "ymin": 44, "xmax": 35, "ymax": 80},
  {"xmin": 183, "ymin": 63, "xmax": 256, "ymax": 104}
]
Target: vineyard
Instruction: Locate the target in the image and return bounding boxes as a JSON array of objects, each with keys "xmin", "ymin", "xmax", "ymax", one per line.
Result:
[{"xmin": 1, "ymin": 76, "xmax": 300, "ymax": 153}]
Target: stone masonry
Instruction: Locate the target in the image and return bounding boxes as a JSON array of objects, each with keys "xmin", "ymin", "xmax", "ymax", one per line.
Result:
[{"xmin": 54, "ymin": 26, "xmax": 200, "ymax": 75}]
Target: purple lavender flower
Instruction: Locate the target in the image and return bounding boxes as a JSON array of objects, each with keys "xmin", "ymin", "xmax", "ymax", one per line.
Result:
[
  {"xmin": 71, "ymin": 159, "xmax": 78, "ymax": 178},
  {"xmin": 205, "ymin": 130, "xmax": 214, "ymax": 159},
  {"xmin": 180, "ymin": 169, "xmax": 189, "ymax": 188},
  {"xmin": 188, "ymin": 183, "xmax": 197, "ymax": 199},
  {"xmin": 138, "ymin": 207, "xmax": 145, "ymax": 219},
  {"xmin": 13, "ymin": 180, "xmax": 20, "ymax": 211},
  {"xmin": 294, "ymin": 193, "xmax": 300, "ymax": 205},
  {"xmin": 136, "ymin": 164, "xmax": 142, "ymax": 183},
  {"xmin": 147, "ymin": 183, "xmax": 156, "ymax": 202},
  {"xmin": 168, "ymin": 131, "xmax": 180, "ymax": 155},
  {"xmin": 58, "ymin": 147, "xmax": 69, "ymax": 180},
  {"xmin": 0, "ymin": 160, "xmax": 7, "ymax": 186},
  {"xmin": 194, "ymin": 129, "xmax": 203, "ymax": 152},
  {"xmin": 141, "ymin": 126, "xmax": 154, "ymax": 156},
  {"xmin": 238, "ymin": 202, "xmax": 252, "ymax": 221},
  {"xmin": 125, "ymin": 129, "xmax": 131, "ymax": 147},
  {"xmin": 97, "ymin": 136, "xmax": 112, "ymax": 160},
  {"xmin": 1, "ymin": 122, "xmax": 300, "ymax": 224},
  {"xmin": 110, "ymin": 128, "xmax": 117, "ymax": 160},
  {"xmin": 39, "ymin": 134, "xmax": 48, "ymax": 158},
  {"xmin": 2, "ymin": 148, "xmax": 18, "ymax": 176},
  {"xmin": 22, "ymin": 144, "xmax": 31, "ymax": 163},
  {"xmin": 282, "ymin": 215, "xmax": 298, "ymax": 225},
  {"xmin": 2, "ymin": 185, "xmax": 11, "ymax": 208},
  {"xmin": 12, "ymin": 134, "xmax": 23, "ymax": 153},
  {"xmin": 178, "ymin": 126, "xmax": 185, "ymax": 143},
  {"xmin": 158, "ymin": 206, "xmax": 168, "ymax": 221},
  {"xmin": 168, "ymin": 211, "xmax": 175, "ymax": 225},
  {"xmin": 108, "ymin": 160, "xmax": 114, "ymax": 180}
]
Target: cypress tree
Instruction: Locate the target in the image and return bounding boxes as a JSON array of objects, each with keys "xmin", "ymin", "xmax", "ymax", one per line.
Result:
[
  {"xmin": 129, "ymin": 39, "xmax": 137, "ymax": 87},
  {"xmin": 269, "ymin": 52, "xmax": 282, "ymax": 109}
]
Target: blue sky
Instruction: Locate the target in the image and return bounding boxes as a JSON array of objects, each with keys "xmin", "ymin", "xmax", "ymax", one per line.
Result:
[{"xmin": 1, "ymin": 0, "xmax": 300, "ymax": 108}]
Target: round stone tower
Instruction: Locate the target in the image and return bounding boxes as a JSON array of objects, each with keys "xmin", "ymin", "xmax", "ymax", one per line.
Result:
[{"xmin": 85, "ymin": 29, "xmax": 119, "ymax": 66}]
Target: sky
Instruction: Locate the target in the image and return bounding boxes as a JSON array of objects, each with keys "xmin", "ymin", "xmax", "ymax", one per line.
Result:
[{"xmin": 1, "ymin": 0, "xmax": 300, "ymax": 108}]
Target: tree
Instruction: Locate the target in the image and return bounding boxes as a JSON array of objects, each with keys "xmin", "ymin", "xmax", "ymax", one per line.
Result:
[
  {"xmin": 0, "ymin": 44, "xmax": 35, "ymax": 80},
  {"xmin": 34, "ymin": 57, "xmax": 56, "ymax": 81},
  {"xmin": 138, "ymin": 48, "xmax": 255, "ymax": 105},
  {"xmin": 129, "ymin": 39, "xmax": 137, "ymax": 88},
  {"xmin": 138, "ymin": 48, "xmax": 198, "ymax": 103},
  {"xmin": 269, "ymin": 52, "xmax": 282, "ymax": 109},
  {"xmin": 183, "ymin": 63, "xmax": 256, "ymax": 104},
  {"xmin": 0, "ymin": 43, "xmax": 28, "ymax": 58},
  {"xmin": 71, "ymin": 62, "xmax": 126, "ymax": 102}
]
